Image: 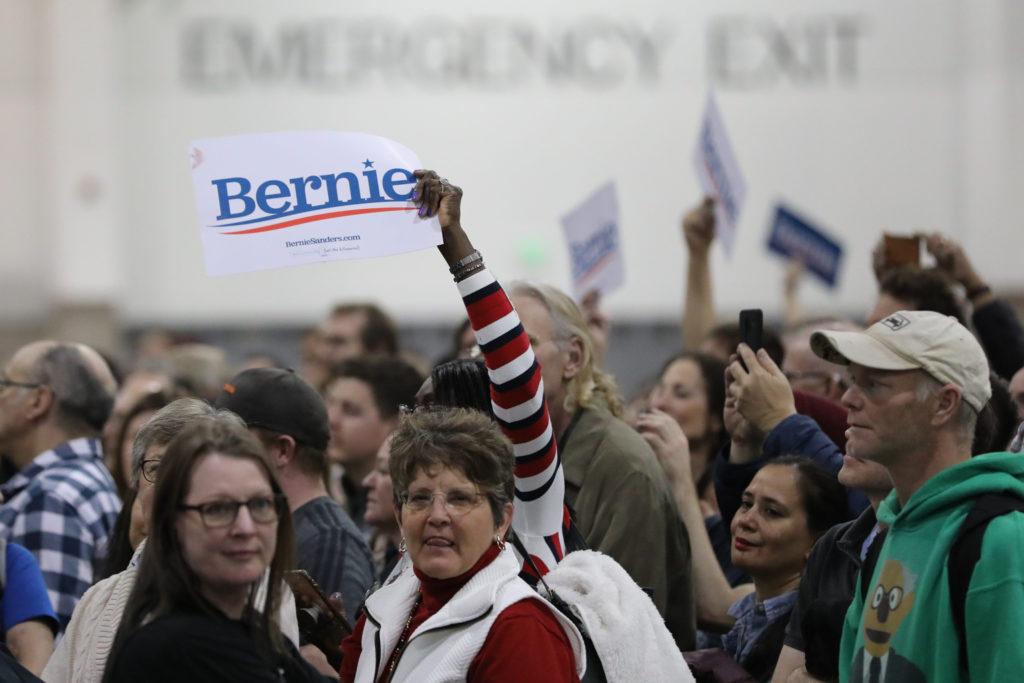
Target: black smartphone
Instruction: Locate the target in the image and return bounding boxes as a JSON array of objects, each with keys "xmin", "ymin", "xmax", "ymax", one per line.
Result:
[
  {"xmin": 284, "ymin": 570, "xmax": 351, "ymax": 668},
  {"xmin": 738, "ymin": 309, "xmax": 764, "ymax": 369}
]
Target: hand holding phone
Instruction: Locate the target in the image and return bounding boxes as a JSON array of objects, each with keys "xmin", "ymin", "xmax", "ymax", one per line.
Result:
[
  {"xmin": 738, "ymin": 310, "xmax": 763, "ymax": 370},
  {"xmin": 883, "ymin": 233, "xmax": 922, "ymax": 268}
]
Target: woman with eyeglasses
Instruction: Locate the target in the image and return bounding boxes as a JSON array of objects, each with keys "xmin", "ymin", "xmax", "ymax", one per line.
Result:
[
  {"xmin": 45, "ymin": 400, "xmax": 303, "ymax": 683},
  {"xmin": 339, "ymin": 408, "xmax": 585, "ymax": 683},
  {"xmin": 101, "ymin": 418, "xmax": 326, "ymax": 683}
]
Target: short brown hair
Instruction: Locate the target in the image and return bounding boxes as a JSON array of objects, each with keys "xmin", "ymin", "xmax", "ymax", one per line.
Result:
[
  {"xmin": 330, "ymin": 303, "xmax": 399, "ymax": 356},
  {"xmin": 251, "ymin": 427, "xmax": 327, "ymax": 480},
  {"xmin": 327, "ymin": 356, "xmax": 424, "ymax": 420},
  {"xmin": 879, "ymin": 266, "xmax": 965, "ymax": 325},
  {"xmin": 389, "ymin": 408, "xmax": 514, "ymax": 525}
]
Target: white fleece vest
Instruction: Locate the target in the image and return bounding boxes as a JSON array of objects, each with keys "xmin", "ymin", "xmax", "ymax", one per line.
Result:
[{"xmin": 354, "ymin": 548, "xmax": 585, "ymax": 683}]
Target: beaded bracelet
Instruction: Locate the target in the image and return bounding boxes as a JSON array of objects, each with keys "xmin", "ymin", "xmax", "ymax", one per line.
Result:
[{"xmin": 453, "ymin": 260, "xmax": 486, "ymax": 282}]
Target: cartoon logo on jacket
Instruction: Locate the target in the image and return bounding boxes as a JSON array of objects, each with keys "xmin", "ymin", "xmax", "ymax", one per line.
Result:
[{"xmin": 852, "ymin": 560, "xmax": 925, "ymax": 682}]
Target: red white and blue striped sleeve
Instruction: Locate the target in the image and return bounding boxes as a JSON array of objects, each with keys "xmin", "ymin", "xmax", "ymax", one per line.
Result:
[{"xmin": 456, "ymin": 268, "xmax": 566, "ymax": 573}]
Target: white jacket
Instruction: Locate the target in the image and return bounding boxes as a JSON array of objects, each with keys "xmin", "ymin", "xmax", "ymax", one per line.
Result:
[
  {"xmin": 354, "ymin": 547, "xmax": 585, "ymax": 683},
  {"xmin": 542, "ymin": 550, "xmax": 695, "ymax": 683}
]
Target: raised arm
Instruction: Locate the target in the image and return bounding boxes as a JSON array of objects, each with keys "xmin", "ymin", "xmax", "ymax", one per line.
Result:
[
  {"xmin": 925, "ymin": 232, "xmax": 1024, "ymax": 380},
  {"xmin": 412, "ymin": 170, "xmax": 570, "ymax": 572},
  {"xmin": 635, "ymin": 409, "xmax": 752, "ymax": 632},
  {"xmin": 682, "ymin": 197, "xmax": 717, "ymax": 350},
  {"xmin": 782, "ymin": 259, "xmax": 805, "ymax": 329}
]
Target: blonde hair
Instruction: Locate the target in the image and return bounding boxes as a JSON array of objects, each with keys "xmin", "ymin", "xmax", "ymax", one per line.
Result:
[{"xmin": 510, "ymin": 281, "xmax": 623, "ymax": 417}]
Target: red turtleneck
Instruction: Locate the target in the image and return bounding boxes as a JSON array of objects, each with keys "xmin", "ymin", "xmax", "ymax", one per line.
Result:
[{"xmin": 339, "ymin": 545, "xmax": 578, "ymax": 682}]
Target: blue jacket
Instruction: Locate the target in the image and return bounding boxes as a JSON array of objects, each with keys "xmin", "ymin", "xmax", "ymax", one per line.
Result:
[{"xmin": 714, "ymin": 414, "xmax": 870, "ymax": 528}]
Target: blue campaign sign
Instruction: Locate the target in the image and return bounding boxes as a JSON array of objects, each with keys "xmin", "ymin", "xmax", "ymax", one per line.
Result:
[{"xmin": 767, "ymin": 204, "xmax": 844, "ymax": 288}]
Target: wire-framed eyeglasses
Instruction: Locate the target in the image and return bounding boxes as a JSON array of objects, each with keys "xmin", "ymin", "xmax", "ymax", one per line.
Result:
[
  {"xmin": 0, "ymin": 375, "xmax": 43, "ymax": 391},
  {"xmin": 139, "ymin": 459, "xmax": 161, "ymax": 485},
  {"xmin": 399, "ymin": 489, "xmax": 487, "ymax": 516}
]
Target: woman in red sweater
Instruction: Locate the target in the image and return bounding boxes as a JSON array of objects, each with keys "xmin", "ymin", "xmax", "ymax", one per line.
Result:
[{"xmin": 338, "ymin": 408, "xmax": 583, "ymax": 682}]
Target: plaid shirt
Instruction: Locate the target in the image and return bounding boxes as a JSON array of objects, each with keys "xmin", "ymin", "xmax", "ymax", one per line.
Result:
[{"xmin": 0, "ymin": 438, "xmax": 121, "ymax": 631}]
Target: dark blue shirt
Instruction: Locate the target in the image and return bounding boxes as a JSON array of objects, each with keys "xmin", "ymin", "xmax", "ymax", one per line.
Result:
[{"xmin": 292, "ymin": 496, "xmax": 374, "ymax": 619}]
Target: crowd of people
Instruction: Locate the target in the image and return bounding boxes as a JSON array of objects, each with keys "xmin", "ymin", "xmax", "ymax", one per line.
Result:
[{"xmin": 0, "ymin": 168, "xmax": 1022, "ymax": 682}]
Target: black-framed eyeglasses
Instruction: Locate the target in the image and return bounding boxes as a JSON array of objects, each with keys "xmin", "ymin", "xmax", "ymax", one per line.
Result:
[
  {"xmin": 179, "ymin": 495, "xmax": 285, "ymax": 528},
  {"xmin": 139, "ymin": 459, "xmax": 161, "ymax": 485},
  {"xmin": 0, "ymin": 375, "xmax": 43, "ymax": 391}
]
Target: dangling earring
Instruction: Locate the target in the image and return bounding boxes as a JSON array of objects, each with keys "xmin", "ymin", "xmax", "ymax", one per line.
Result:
[
  {"xmin": 399, "ymin": 537, "xmax": 407, "ymax": 553},
  {"xmin": 494, "ymin": 534, "xmax": 506, "ymax": 551}
]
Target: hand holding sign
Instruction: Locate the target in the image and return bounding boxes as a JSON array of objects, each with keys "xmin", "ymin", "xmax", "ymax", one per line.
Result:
[
  {"xmin": 923, "ymin": 233, "xmax": 986, "ymax": 293},
  {"xmin": 682, "ymin": 196, "xmax": 716, "ymax": 258},
  {"xmin": 411, "ymin": 170, "xmax": 475, "ymax": 268}
]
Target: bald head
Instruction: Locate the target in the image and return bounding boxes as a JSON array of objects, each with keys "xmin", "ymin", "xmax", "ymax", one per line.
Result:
[{"xmin": 9, "ymin": 340, "xmax": 117, "ymax": 436}]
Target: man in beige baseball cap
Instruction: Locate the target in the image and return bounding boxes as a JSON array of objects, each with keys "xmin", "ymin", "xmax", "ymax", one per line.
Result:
[
  {"xmin": 811, "ymin": 310, "xmax": 1024, "ymax": 682},
  {"xmin": 810, "ymin": 309, "xmax": 991, "ymax": 504},
  {"xmin": 812, "ymin": 310, "xmax": 991, "ymax": 414}
]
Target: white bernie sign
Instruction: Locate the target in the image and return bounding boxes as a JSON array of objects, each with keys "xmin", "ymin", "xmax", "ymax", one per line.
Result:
[{"xmin": 188, "ymin": 131, "xmax": 442, "ymax": 276}]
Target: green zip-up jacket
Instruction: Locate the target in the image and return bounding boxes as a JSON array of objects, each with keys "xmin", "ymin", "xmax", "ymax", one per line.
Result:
[{"xmin": 839, "ymin": 452, "xmax": 1024, "ymax": 682}]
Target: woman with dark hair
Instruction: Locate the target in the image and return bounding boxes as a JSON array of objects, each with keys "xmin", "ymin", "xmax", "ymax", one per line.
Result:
[
  {"xmin": 690, "ymin": 455, "xmax": 847, "ymax": 682},
  {"xmin": 639, "ymin": 352, "xmax": 745, "ymax": 585},
  {"xmin": 710, "ymin": 456, "xmax": 848, "ymax": 679},
  {"xmin": 418, "ymin": 358, "xmax": 492, "ymax": 417},
  {"xmin": 47, "ymin": 401, "xmax": 300, "ymax": 682},
  {"xmin": 648, "ymin": 351, "xmax": 728, "ymax": 502},
  {"xmin": 101, "ymin": 418, "xmax": 323, "ymax": 683}
]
